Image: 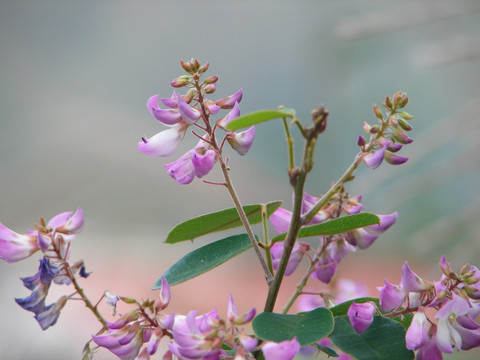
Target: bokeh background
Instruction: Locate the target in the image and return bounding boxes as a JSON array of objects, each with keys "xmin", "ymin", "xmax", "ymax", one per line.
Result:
[{"xmin": 1, "ymin": 1, "xmax": 479, "ymax": 359}]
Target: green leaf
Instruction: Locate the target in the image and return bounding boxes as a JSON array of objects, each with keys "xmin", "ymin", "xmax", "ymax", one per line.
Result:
[
  {"xmin": 272, "ymin": 213, "xmax": 380, "ymax": 242},
  {"xmin": 252, "ymin": 307, "xmax": 334, "ymax": 347},
  {"xmin": 329, "ymin": 316, "xmax": 414, "ymax": 360},
  {"xmin": 166, "ymin": 201, "xmax": 282, "ymax": 244},
  {"xmin": 225, "ymin": 108, "xmax": 296, "ymax": 131},
  {"xmin": 154, "ymin": 234, "xmax": 254, "ymax": 288}
]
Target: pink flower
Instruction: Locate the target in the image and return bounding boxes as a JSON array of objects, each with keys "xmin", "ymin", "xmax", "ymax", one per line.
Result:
[
  {"xmin": 377, "ymin": 279, "xmax": 407, "ymax": 312},
  {"xmin": 405, "ymin": 312, "xmax": 429, "ymax": 350},
  {"xmin": 363, "ymin": 143, "xmax": 388, "ymax": 169},
  {"xmin": 215, "ymin": 89, "xmax": 243, "ymax": 109},
  {"xmin": 261, "ymin": 337, "xmax": 300, "ymax": 360},
  {"xmin": 227, "ymin": 293, "xmax": 256, "ymax": 325},
  {"xmin": 270, "ymin": 241, "xmax": 310, "ymax": 276},
  {"xmin": 93, "ymin": 322, "xmax": 146, "ymax": 360},
  {"xmin": 0, "ymin": 223, "xmax": 38, "ymax": 263},
  {"xmin": 401, "ymin": 262, "xmax": 434, "ymax": 292},
  {"xmin": 347, "ymin": 301, "xmax": 375, "ymax": 334},
  {"xmin": 217, "ymin": 101, "xmax": 240, "ymax": 129},
  {"xmin": 226, "ymin": 126, "xmax": 256, "ymax": 156},
  {"xmin": 138, "ymin": 123, "xmax": 186, "ymax": 157}
]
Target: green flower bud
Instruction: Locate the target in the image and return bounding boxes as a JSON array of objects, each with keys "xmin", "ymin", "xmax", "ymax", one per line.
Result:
[
  {"xmin": 204, "ymin": 75, "xmax": 219, "ymax": 85},
  {"xmin": 398, "ymin": 111, "xmax": 414, "ymax": 120},
  {"xmin": 397, "ymin": 117, "xmax": 413, "ymax": 131},
  {"xmin": 393, "ymin": 92, "xmax": 409, "ymax": 109},
  {"xmin": 373, "ymin": 104, "xmax": 383, "ymax": 120}
]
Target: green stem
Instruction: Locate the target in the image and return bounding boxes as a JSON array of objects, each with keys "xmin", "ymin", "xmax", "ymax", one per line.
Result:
[
  {"xmin": 282, "ymin": 116, "xmax": 295, "ymax": 170},
  {"xmin": 219, "ymin": 160, "xmax": 274, "ymax": 285}
]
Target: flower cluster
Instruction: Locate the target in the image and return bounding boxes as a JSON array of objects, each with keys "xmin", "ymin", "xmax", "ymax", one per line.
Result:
[
  {"xmin": 269, "ymin": 191, "xmax": 397, "ymax": 283},
  {"xmin": 138, "ymin": 59, "xmax": 255, "ymax": 185},
  {"xmin": 359, "ymin": 92, "xmax": 414, "ymax": 169},
  {"xmin": 375, "ymin": 257, "xmax": 480, "ymax": 359},
  {"xmin": 0, "ymin": 208, "xmax": 87, "ymax": 329}
]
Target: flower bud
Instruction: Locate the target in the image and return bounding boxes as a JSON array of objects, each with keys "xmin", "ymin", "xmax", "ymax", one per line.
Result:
[
  {"xmin": 192, "ymin": 58, "xmax": 201, "ymax": 72},
  {"xmin": 397, "ymin": 117, "xmax": 413, "ymax": 131},
  {"xmin": 370, "ymin": 125, "xmax": 381, "ymax": 134},
  {"xmin": 199, "ymin": 61, "xmax": 209, "ymax": 74},
  {"xmin": 373, "ymin": 104, "xmax": 383, "ymax": 120},
  {"xmin": 347, "ymin": 302, "xmax": 375, "ymax": 334},
  {"xmin": 398, "ymin": 111, "xmax": 414, "ymax": 120},
  {"xmin": 203, "ymin": 75, "xmax": 218, "ymax": 84},
  {"xmin": 204, "ymin": 83, "xmax": 217, "ymax": 94},
  {"xmin": 182, "ymin": 88, "xmax": 196, "ymax": 104},
  {"xmin": 363, "ymin": 121, "xmax": 371, "ymax": 133},
  {"xmin": 392, "ymin": 127, "xmax": 413, "ymax": 144},
  {"xmin": 170, "ymin": 75, "xmax": 191, "ymax": 88},
  {"xmin": 393, "ymin": 92, "xmax": 409, "ymax": 109},
  {"xmin": 385, "ymin": 95, "xmax": 393, "ymax": 109},
  {"xmin": 357, "ymin": 135, "xmax": 367, "ymax": 147},
  {"xmin": 180, "ymin": 59, "xmax": 194, "ymax": 73}
]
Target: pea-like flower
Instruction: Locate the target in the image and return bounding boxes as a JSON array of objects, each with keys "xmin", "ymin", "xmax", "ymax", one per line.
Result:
[
  {"xmin": 261, "ymin": 337, "xmax": 300, "ymax": 360},
  {"xmin": 347, "ymin": 301, "xmax": 375, "ymax": 334}
]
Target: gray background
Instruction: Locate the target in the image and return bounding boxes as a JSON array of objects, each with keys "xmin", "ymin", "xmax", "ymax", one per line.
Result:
[{"xmin": 1, "ymin": 1, "xmax": 479, "ymax": 359}]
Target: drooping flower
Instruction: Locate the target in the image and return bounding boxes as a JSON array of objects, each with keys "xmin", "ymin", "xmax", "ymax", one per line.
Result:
[
  {"xmin": 363, "ymin": 142, "xmax": 388, "ymax": 169},
  {"xmin": 138, "ymin": 123, "xmax": 187, "ymax": 157},
  {"xmin": 405, "ymin": 312, "xmax": 429, "ymax": 350},
  {"xmin": 261, "ymin": 337, "xmax": 300, "ymax": 360},
  {"xmin": 93, "ymin": 322, "xmax": 146, "ymax": 360},
  {"xmin": 377, "ymin": 279, "xmax": 407, "ymax": 312},
  {"xmin": 227, "ymin": 293, "xmax": 256, "ymax": 325},
  {"xmin": 401, "ymin": 261, "xmax": 434, "ymax": 292},
  {"xmin": 35, "ymin": 295, "xmax": 68, "ymax": 330},
  {"xmin": 226, "ymin": 126, "xmax": 256, "ymax": 156},
  {"xmin": 217, "ymin": 101, "xmax": 240, "ymax": 129},
  {"xmin": 0, "ymin": 223, "xmax": 38, "ymax": 263},
  {"xmin": 347, "ymin": 301, "xmax": 375, "ymax": 334},
  {"xmin": 435, "ymin": 293, "xmax": 480, "ymax": 353},
  {"xmin": 270, "ymin": 241, "xmax": 310, "ymax": 276},
  {"xmin": 215, "ymin": 89, "xmax": 243, "ymax": 109}
]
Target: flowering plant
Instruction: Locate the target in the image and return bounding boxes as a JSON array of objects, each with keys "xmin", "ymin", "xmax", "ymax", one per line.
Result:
[{"xmin": 1, "ymin": 59, "xmax": 479, "ymax": 360}]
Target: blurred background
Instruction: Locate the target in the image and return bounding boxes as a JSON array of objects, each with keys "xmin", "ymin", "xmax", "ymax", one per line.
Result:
[{"xmin": 1, "ymin": 1, "xmax": 479, "ymax": 359}]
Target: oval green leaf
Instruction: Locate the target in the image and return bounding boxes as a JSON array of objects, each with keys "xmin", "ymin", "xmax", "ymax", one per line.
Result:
[
  {"xmin": 252, "ymin": 307, "xmax": 334, "ymax": 346},
  {"xmin": 225, "ymin": 108, "xmax": 296, "ymax": 131},
  {"xmin": 329, "ymin": 316, "xmax": 414, "ymax": 360},
  {"xmin": 154, "ymin": 233, "xmax": 254, "ymax": 288},
  {"xmin": 272, "ymin": 213, "xmax": 380, "ymax": 242},
  {"xmin": 166, "ymin": 201, "xmax": 282, "ymax": 244}
]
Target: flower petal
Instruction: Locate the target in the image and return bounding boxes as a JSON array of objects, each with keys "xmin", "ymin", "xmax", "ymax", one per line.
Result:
[{"xmin": 138, "ymin": 126, "xmax": 183, "ymax": 157}]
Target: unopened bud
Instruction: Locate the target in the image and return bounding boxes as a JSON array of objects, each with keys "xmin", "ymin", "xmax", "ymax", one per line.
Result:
[
  {"xmin": 180, "ymin": 59, "xmax": 194, "ymax": 73},
  {"xmin": 385, "ymin": 96, "xmax": 393, "ymax": 109},
  {"xmin": 199, "ymin": 62, "xmax": 209, "ymax": 74},
  {"xmin": 357, "ymin": 135, "xmax": 367, "ymax": 147},
  {"xmin": 170, "ymin": 75, "xmax": 191, "ymax": 88},
  {"xmin": 204, "ymin": 75, "xmax": 219, "ymax": 85},
  {"xmin": 363, "ymin": 121, "xmax": 371, "ymax": 133},
  {"xmin": 392, "ymin": 127, "xmax": 413, "ymax": 144},
  {"xmin": 182, "ymin": 88, "xmax": 196, "ymax": 103},
  {"xmin": 370, "ymin": 125, "xmax": 381, "ymax": 134},
  {"xmin": 460, "ymin": 263, "xmax": 471, "ymax": 276},
  {"xmin": 463, "ymin": 285, "xmax": 480, "ymax": 299},
  {"xmin": 393, "ymin": 92, "xmax": 409, "ymax": 109},
  {"xmin": 192, "ymin": 58, "xmax": 201, "ymax": 72},
  {"xmin": 373, "ymin": 104, "xmax": 383, "ymax": 120},
  {"xmin": 398, "ymin": 111, "xmax": 414, "ymax": 121},
  {"xmin": 397, "ymin": 117, "xmax": 413, "ymax": 131},
  {"xmin": 120, "ymin": 296, "xmax": 137, "ymax": 304},
  {"xmin": 204, "ymin": 83, "xmax": 216, "ymax": 94}
]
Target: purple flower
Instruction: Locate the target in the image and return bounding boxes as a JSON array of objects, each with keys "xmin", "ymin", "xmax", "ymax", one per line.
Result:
[
  {"xmin": 405, "ymin": 312, "xmax": 429, "ymax": 350},
  {"xmin": 227, "ymin": 293, "xmax": 256, "ymax": 325},
  {"xmin": 92, "ymin": 322, "xmax": 146, "ymax": 360},
  {"xmin": 217, "ymin": 101, "xmax": 240, "ymax": 129},
  {"xmin": 347, "ymin": 301, "xmax": 375, "ymax": 334},
  {"xmin": 138, "ymin": 123, "xmax": 186, "ymax": 157},
  {"xmin": 15, "ymin": 272, "xmax": 50, "ymax": 314},
  {"xmin": 262, "ymin": 337, "xmax": 300, "ymax": 360},
  {"xmin": 0, "ymin": 223, "xmax": 38, "ymax": 263},
  {"xmin": 35, "ymin": 295, "xmax": 67, "ymax": 330},
  {"xmin": 165, "ymin": 150, "xmax": 196, "ymax": 185},
  {"xmin": 147, "ymin": 94, "xmax": 195, "ymax": 126},
  {"xmin": 177, "ymin": 94, "xmax": 201, "ymax": 125},
  {"xmin": 49, "ymin": 207, "xmax": 84, "ymax": 236},
  {"xmin": 384, "ymin": 150, "xmax": 408, "ymax": 165},
  {"xmin": 270, "ymin": 241, "xmax": 309, "ymax": 276},
  {"xmin": 226, "ymin": 126, "xmax": 256, "ymax": 156},
  {"xmin": 311, "ymin": 253, "xmax": 337, "ymax": 284},
  {"xmin": 377, "ymin": 279, "xmax": 407, "ymax": 312},
  {"xmin": 435, "ymin": 294, "xmax": 480, "ymax": 353},
  {"xmin": 269, "ymin": 207, "xmax": 293, "ymax": 234},
  {"xmin": 169, "ymin": 309, "xmax": 223, "ymax": 359},
  {"xmin": 401, "ymin": 262, "xmax": 434, "ymax": 292},
  {"xmin": 215, "ymin": 89, "xmax": 243, "ymax": 109},
  {"xmin": 416, "ymin": 331, "xmax": 443, "ymax": 360},
  {"xmin": 155, "ymin": 276, "xmax": 171, "ymax": 312},
  {"xmin": 363, "ymin": 143, "xmax": 388, "ymax": 169},
  {"xmin": 191, "ymin": 148, "xmax": 216, "ymax": 178}
]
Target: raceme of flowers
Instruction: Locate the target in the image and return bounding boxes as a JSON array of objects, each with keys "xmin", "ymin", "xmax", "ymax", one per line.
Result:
[{"xmin": 138, "ymin": 59, "xmax": 255, "ymax": 185}]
